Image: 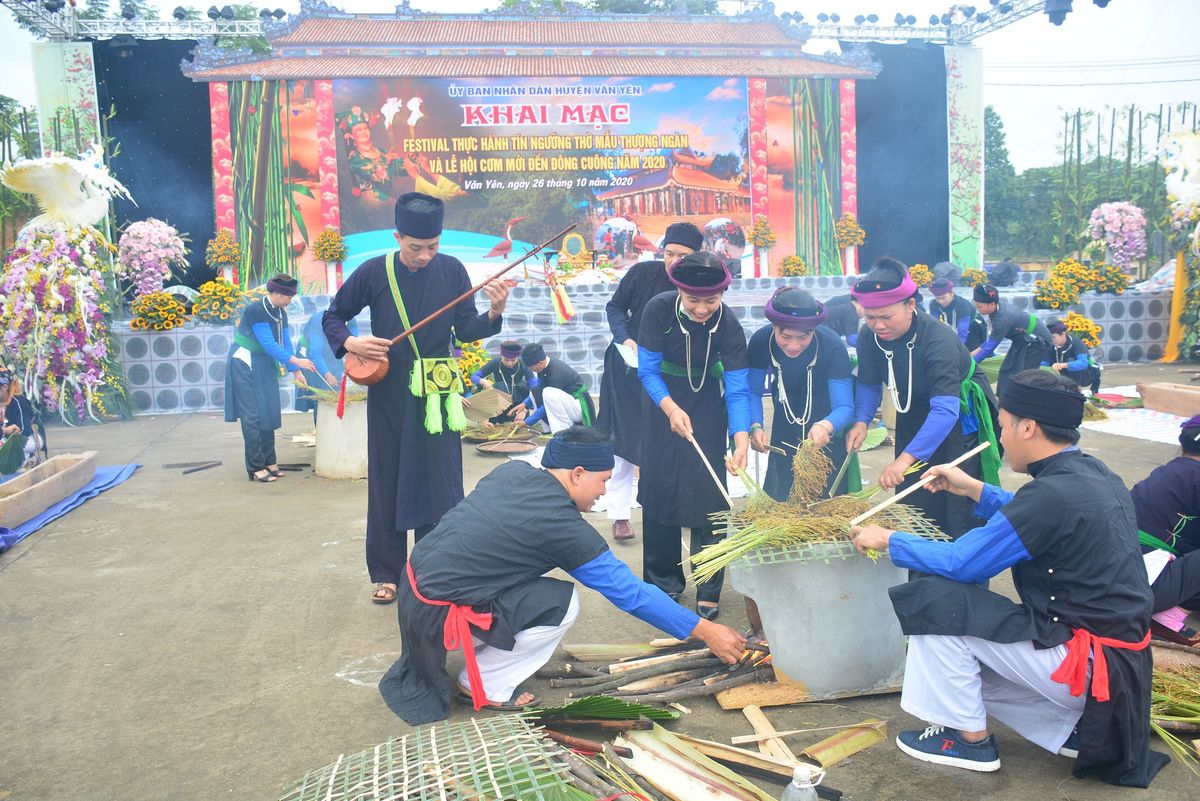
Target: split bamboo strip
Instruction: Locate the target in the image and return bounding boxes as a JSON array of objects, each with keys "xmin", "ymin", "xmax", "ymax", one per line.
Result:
[
  {"xmin": 688, "ymin": 432, "xmax": 732, "ymax": 508},
  {"xmin": 848, "ymin": 440, "xmax": 992, "ymax": 526},
  {"xmin": 741, "ymin": 705, "xmax": 796, "ymax": 764}
]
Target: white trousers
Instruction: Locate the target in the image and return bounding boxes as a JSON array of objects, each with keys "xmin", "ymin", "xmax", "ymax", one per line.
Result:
[
  {"xmin": 606, "ymin": 455, "xmax": 635, "ymax": 520},
  {"xmin": 541, "ymin": 387, "xmax": 584, "ymax": 433},
  {"xmin": 901, "ymin": 634, "xmax": 1085, "ymax": 753},
  {"xmin": 460, "ymin": 587, "xmax": 580, "ymax": 704}
]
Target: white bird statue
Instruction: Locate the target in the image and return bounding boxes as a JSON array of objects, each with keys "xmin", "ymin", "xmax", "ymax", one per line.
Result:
[{"xmin": 0, "ymin": 144, "xmax": 133, "ymax": 230}]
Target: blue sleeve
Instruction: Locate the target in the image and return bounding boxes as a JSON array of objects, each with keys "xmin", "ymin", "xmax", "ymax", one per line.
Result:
[
  {"xmin": 1066, "ymin": 351, "xmax": 1089, "ymax": 371},
  {"xmin": 824, "ymin": 377, "xmax": 854, "ymax": 433},
  {"xmin": 471, "ymin": 367, "xmax": 487, "ymax": 384},
  {"xmin": 747, "ymin": 366, "xmax": 769, "ymax": 426},
  {"xmin": 251, "ymin": 322, "xmax": 294, "ymax": 368},
  {"xmin": 637, "ymin": 347, "xmax": 670, "ymax": 406},
  {"xmin": 846, "ymin": 333, "xmax": 858, "ymax": 348},
  {"xmin": 1039, "ymin": 358, "xmax": 1050, "ymax": 367},
  {"xmin": 956, "ymin": 316, "xmax": 971, "ymax": 344},
  {"xmin": 974, "ymin": 482, "xmax": 1014, "ymax": 519},
  {"xmin": 723, "ymin": 367, "xmax": 751, "ymax": 434},
  {"xmin": 525, "ymin": 405, "xmax": 546, "ymax": 426},
  {"xmin": 569, "ymin": 551, "xmax": 700, "ymax": 640},
  {"xmin": 974, "ymin": 337, "xmax": 1000, "ymax": 360},
  {"xmin": 902, "ymin": 395, "xmax": 960, "ymax": 461},
  {"xmin": 888, "ymin": 510, "xmax": 1033, "ymax": 584},
  {"xmin": 853, "ymin": 381, "xmax": 883, "ymax": 425}
]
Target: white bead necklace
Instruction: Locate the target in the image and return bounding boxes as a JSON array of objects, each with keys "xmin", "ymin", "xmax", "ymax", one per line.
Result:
[
  {"xmin": 677, "ymin": 296, "xmax": 722, "ymax": 394},
  {"xmin": 770, "ymin": 334, "xmax": 818, "ymax": 427},
  {"xmin": 876, "ymin": 329, "xmax": 916, "ymax": 415},
  {"xmin": 261, "ymin": 297, "xmax": 283, "ymax": 342}
]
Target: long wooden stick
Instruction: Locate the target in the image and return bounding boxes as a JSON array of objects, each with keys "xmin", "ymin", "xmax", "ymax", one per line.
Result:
[
  {"xmin": 731, "ymin": 721, "xmax": 886, "ymax": 745},
  {"xmin": 388, "ymin": 223, "xmax": 575, "ymax": 346},
  {"xmin": 849, "ymin": 440, "xmax": 992, "ymax": 526},
  {"xmin": 687, "ymin": 433, "xmax": 733, "ymax": 508},
  {"xmin": 825, "ymin": 445, "xmax": 857, "ymax": 499}
]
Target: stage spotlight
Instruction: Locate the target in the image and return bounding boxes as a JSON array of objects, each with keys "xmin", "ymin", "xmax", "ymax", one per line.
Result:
[
  {"xmin": 929, "ymin": 14, "xmax": 939, "ymax": 24},
  {"xmin": 172, "ymin": 6, "xmax": 187, "ymax": 19},
  {"xmin": 207, "ymin": 5, "xmax": 220, "ymax": 19},
  {"xmin": 781, "ymin": 11, "xmax": 791, "ymax": 21},
  {"xmin": 854, "ymin": 15, "xmax": 865, "ymax": 25},
  {"xmin": 997, "ymin": 2, "xmax": 1013, "ymax": 11},
  {"xmin": 220, "ymin": 5, "xmax": 235, "ymax": 19},
  {"xmin": 867, "ymin": 14, "xmax": 878, "ymax": 23},
  {"xmin": 109, "ymin": 35, "xmax": 138, "ymax": 59},
  {"xmin": 894, "ymin": 12, "xmax": 905, "ymax": 25},
  {"xmin": 120, "ymin": 4, "xmax": 135, "ymax": 19},
  {"xmin": 830, "ymin": 13, "xmax": 840, "ymax": 23},
  {"xmin": 1045, "ymin": 0, "xmax": 1073, "ymax": 25},
  {"xmin": 1094, "ymin": 0, "xmax": 1110, "ymax": 6},
  {"xmin": 906, "ymin": 15, "xmax": 917, "ymax": 24},
  {"xmin": 817, "ymin": 13, "xmax": 828, "ymax": 23},
  {"xmin": 259, "ymin": 8, "xmax": 271, "ymax": 17},
  {"xmin": 976, "ymin": 12, "xmax": 989, "ymax": 22},
  {"xmin": 941, "ymin": 13, "xmax": 952, "ymax": 24},
  {"xmin": 42, "ymin": 0, "xmax": 65, "ymax": 10},
  {"xmin": 962, "ymin": 6, "xmax": 976, "ymax": 17}
]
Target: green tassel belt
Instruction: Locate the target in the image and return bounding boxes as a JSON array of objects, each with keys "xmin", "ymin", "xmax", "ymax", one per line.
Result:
[
  {"xmin": 659, "ymin": 359, "xmax": 724, "ymax": 380},
  {"xmin": 233, "ymin": 331, "xmax": 265, "ymax": 354}
]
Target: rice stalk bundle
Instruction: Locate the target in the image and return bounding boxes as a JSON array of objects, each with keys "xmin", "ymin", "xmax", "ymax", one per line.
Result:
[
  {"xmin": 1083, "ymin": 401, "xmax": 1108, "ymax": 421},
  {"xmin": 462, "ymin": 422, "xmax": 534, "ymax": 442},
  {"xmin": 296, "ymin": 383, "xmax": 367, "ymax": 405},
  {"xmin": 1150, "ymin": 663, "xmax": 1200, "ymax": 775}
]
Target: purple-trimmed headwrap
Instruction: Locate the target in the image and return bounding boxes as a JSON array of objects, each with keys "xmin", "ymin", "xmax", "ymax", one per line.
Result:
[
  {"xmin": 929, "ymin": 277, "xmax": 954, "ymax": 295},
  {"xmin": 669, "ymin": 252, "xmax": 732, "ymax": 297},
  {"xmin": 851, "ymin": 272, "xmax": 918, "ymax": 309},
  {"xmin": 1181, "ymin": 415, "xmax": 1200, "ymax": 432},
  {"xmin": 764, "ymin": 287, "xmax": 827, "ymax": 331},
  {"xmin": 1046, "ymin": 318, "xmax": 1067, "ymax": 335},
  {"xmin": 265, "ymin": 274, "xmax": 298, "ymax": 296},
  {"xmin": 500, "ymin": 340, "xmax": 523, "ymax": 359}
]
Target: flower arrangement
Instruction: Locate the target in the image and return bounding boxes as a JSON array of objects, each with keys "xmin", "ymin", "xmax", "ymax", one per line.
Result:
[
  {"xmin": 204, "ymin": 229, "xmax": 242, "ymax": 269},
  {"xmin": 130, "ymin": 292, "xmax": 189, "ymax": 331},
  {"xmin": 1062, "ymin": 311, "xmax": 1103, "ymax": 349},
  {"xmin": 908, "ymin": 263, "xmax": 934, "ymax": 287},
  {"xmin": 313, "ymin": 227, "xmax": 347, "ymax": 263},
  {"xmin": 1087, "ymin": 202, "xmax": 1146, "ymax": 271},
  {"xmin": 236, "ymin": 284, "xmax": 269, "ymax": 314},
  {"xmin": 960, "ymin": 267, "xmax": 990, "ymax": 287},
  {"xmin": 779, "ymin": 255, "xmax": 808, "ymax": 277},
  {"xmin": 834, "ymin": 214, "xmax": 866, "ymax": 249},
  {"xmin": 748, "ymin": 215, "xmax": 776, "ymax": 249},
  {"xmin": 1034, "ymin": 257, "xmax": 1127, "ymax": 309},
  {"xmin": 192, "ymin": 279, "xmax": 242, "ymax": 325},
  {"xmin": 457, "ymin": 340, "xmax": 489, "ymax": 392},
  {"xmin": 0, "ymin": 225, "xmax": 123, "ymax": 421},
  {"xmin": 117, "ymin": 218, "xmax": 188, "ymax": 296}
]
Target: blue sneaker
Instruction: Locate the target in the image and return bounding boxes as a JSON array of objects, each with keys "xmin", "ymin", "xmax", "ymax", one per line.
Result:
[
  {"xmin": 1057, "ymin": 727, "xmax": 1081, "ymax": 759},
  {"xmin": 896, "ymin": 725, "xmax": 1001, "ymax": 772}
]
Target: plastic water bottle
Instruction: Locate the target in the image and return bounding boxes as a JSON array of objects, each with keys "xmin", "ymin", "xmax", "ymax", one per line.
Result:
[{"xmin": 780, "ymin": 765, "xmax": 823, "ymax": 801}]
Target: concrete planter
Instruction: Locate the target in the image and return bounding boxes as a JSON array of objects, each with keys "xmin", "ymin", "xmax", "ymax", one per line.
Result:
[
  {"xmin": 315, "ymin": 400, "xmax": 368, "ymax": 479},
  {"xmin": 729, "ymin": 544, "xmax": 907, "ymax": 698}
]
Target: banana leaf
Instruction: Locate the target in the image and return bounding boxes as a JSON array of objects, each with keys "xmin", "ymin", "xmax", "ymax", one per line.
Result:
[
  {"xmin": 531, "ymin": 695, "xmax": 679, "ymax": 721},
  {"xmin": 0, "ymin": 435, "xmax": 25, "ymax": 475}
]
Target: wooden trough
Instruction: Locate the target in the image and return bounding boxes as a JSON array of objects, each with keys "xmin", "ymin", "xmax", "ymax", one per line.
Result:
[
  {"xmin": 1137, "ymin": 382, "xmax": 1200, "ymax": 417},
  {"xmin": 0, "ymin": 451, "xmax": 97, "ymax": 529}
]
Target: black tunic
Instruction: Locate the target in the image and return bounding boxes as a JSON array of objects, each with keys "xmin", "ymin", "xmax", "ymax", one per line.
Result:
[
  {"xmin": 597, "ymin": 260, "xmax": 675, "ymax": 463},
  {"xmin": 474, "ymin": 356, "xmax": 535, "ymax": 398},
  {"xmin": 638, "ymin": 292, "xmax": 748, "ymax": 527},
  {"xmin": 322, "ymin": 252, "xmax": 501, "ymax": 581},
  {"xmin": 984, "ymin": 300, "xmax": 1053, "ymax": 396},
  {"xmin": 223, "ymin": 299, "xmax": 289, "ymax": 431},
  {"xmin": 1131, "ymin": 456, "xmax": 1200, "ymax": 554},
  {"xmin": 856, "ymin": 310, "xmax": 996, "ymax": 537},
  {"xmin": 379, "ymin": 461, "xmax": 608, "ymax": 724},
  {"xmin": 747, "ymin": 324, "xmax": 852, "ymax": 501},
  {"xmin": 928, "ymin": 294, "xmax": 986, "ymax": 350},
  {"xmin": 531, "ymin": 359, "xmax": 596, "ymax": 423},
  {"xmin": 889, "ymin": 450, "xmax": 1168, "ymax": 787}
]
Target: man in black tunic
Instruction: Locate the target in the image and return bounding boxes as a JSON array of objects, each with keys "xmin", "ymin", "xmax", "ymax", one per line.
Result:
[
  {"xmin": 852, "ymin": 370, "xmax": 1167, "ymax": 787},
  {"xmin": 928, "ymin": 277, "xmax": 985, "ymax": 350},
  {"xmin": 519, "ymin": 343, "xmax": 595, "ymax": 433},
  {"xmin": 596, "ymin": 222, "xmax": 703, "ymax": 542},
  {"xmin": 972, "ymin": 283, "xmax": 1053, "ymax": 397},
  {"xmin": 323, "ymin": 193, "xmax": 508, "ymax": 604},
  {"xmin": 379, "ymin": 426, "xmax": 747, "ymax": 724}
]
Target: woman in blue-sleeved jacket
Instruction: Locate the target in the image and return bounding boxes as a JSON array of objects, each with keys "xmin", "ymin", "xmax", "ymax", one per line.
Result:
[
  {"xmin": 1042, "ymin": 317, "xmax": 1101, "ymax": 393},
  {"xmin": 747, "ymin": 288, "xmax": 854, "ymax": 501},
  {"xmin": 224, "ymin": 274, "xmax": 315, "ymax": 483}
]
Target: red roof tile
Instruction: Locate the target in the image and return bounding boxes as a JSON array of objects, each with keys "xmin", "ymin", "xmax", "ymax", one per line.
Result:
[
  {"xmin": 190, "ymin": 55, "xmax": 873, "ymax": 81},
  {"xmin": 273, "ymin": 16, "xmax": 802, "ymax": 48}
]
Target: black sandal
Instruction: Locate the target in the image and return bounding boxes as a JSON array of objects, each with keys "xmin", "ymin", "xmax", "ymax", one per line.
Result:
[
  {"xmin": 267, "ymin": 467, "xmax": 284, "ymax": 478},
  {"xmin": 247, "ymin": 469, "xmax": 276, "ymax": 483}
]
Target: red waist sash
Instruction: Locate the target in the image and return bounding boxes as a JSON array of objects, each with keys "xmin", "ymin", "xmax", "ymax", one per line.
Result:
[
  {"xmin": 1050, "ymin": 627, "xmax": 1151, "ymax": 703},
  {"xmin": 405, "ymin": 561, "xmax": 494, "ymax": 711}
]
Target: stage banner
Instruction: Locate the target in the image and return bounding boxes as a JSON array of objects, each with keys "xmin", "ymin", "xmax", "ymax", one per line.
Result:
[
  {"xmin": 31, "ymin": 42, "xmax": 102, "ymax": 158},
  {"xmin": 945, "ymin": 45, "xmax": 984, "ymax": 271},
  {"xmin": 326, "ymin": 77, "xmax": 752, "ymax": 275}
]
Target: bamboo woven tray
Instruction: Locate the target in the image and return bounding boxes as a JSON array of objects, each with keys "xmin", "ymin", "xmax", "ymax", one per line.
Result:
[{"xmin": 476, "ymin": 440, "xmax": 539, "ymax": 456}]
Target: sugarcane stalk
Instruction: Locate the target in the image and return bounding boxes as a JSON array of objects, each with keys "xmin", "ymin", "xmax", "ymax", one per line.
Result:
[
  {"xmin": 610, "ymin": 667, "xmax": 768, "ymax": 704},
  {"xmin": 545, "ymin": 730, "xmax": 633, "ymax": 757},
  {"xmin": 608, "ymin": 648, "xmax": 711, "ymax": 674},
  {"xmin": 535, "ymin": 662, "xmax": 608, "ymax": 680},
  {"xmin": 615, "ymin": 668, "xmax": 716, "ymax": 694}
]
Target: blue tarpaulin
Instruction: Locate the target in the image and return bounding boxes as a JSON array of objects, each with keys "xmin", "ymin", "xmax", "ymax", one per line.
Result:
[{"xmin": 0, "ymin": 464, "xmax": 140, "ymax": 553}]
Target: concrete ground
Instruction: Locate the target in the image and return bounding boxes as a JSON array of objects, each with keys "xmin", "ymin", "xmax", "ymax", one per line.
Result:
[{"xmin": 2, "ymin": 362, "xmax": 1197, "ymax": 801}]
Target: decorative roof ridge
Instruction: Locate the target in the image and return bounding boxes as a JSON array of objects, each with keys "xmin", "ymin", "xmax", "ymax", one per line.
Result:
[{"xmin": 183, "ymin": 37, "xmax": 272, "ymax": 78}]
